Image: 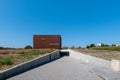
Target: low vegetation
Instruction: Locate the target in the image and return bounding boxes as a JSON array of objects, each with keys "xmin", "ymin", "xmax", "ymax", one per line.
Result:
[
  {"xmin": 91, "ymin": 46, "xmax": 120, "ymax": 51},
  {"xmin": 74, "ymin": 49, "xmax": 120, "ymax": 61},
  {"xmin": 0, "ymin": 49, "xmax": 54, "ymax": 71},
  {"xmin": 86, "ymin": 43, "xmax": 120, "ymax": 51},
  {"xmin": 0, "ymin": 57, "xmax": 13, "ymax": 65}
]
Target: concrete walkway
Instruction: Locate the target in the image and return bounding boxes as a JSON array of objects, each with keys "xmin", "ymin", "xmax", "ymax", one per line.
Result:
[
  {"xmin": 80, "ymin": 62, "xmax": 120, "ymax": 80},
  {"xmin": 8, "ymin": 57, "xmax": 102, "ymax": 80}
]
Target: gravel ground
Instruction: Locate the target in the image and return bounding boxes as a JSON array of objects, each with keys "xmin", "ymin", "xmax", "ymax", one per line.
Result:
[{"xmin": 73, "ymin": 49, "xmax": 120, "ymax": 61}]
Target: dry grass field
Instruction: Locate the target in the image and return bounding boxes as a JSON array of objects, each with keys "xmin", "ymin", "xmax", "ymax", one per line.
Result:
[
  {"xmin": 73, "ymin": 49, "xmax": 120, "ymax": 61},
  {"xmin": 0, "ymin": 49, "xmax": 54, "ymax": 71}
]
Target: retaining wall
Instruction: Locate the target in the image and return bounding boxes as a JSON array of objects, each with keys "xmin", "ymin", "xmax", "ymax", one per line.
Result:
[
  {"xmin": 69, "ymin": 49, "xmax": 120, "ymax": 72},
  {"xmin": 0, "ymin": 50, "xmax": 60, "ymax": 80},
  {"xmin": 69, "ymin": 49, "xmax": 111, "ymax": 69}
]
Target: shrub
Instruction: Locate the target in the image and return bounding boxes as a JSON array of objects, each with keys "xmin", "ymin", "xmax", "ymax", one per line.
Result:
[
  {"xmin": 86, "ymin": 44, "xmax": 96, "ymax": 48},
  {"xmin": 71, "ymin": 46, "xmax": 75, "ymax": 49},
  {"xmin": 0, "ymin": 58, "xmax": 13, "ymax": 65},
  {"xmin": 0, "ymin": 47, "xmax": 4, "ymax": 49},
  {"xmin": 89, "ymin": 44, "xmax": 96, "ymax": 47},
  {"xmin": 86, "ymin": 45, "xmax": 90, "ymax": 48},
  {"xmin": 101, "ymin": 43, "xmax": 109, "ymax": 47},
  {"xmin": 24, "ymin": 45, "xmax": 32, "ymax": 49}
]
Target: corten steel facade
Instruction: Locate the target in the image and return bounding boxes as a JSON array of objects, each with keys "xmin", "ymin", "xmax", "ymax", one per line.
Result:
[{"xmin": 33, "ymin": 35, "xmax": 61, "ymax": 49}]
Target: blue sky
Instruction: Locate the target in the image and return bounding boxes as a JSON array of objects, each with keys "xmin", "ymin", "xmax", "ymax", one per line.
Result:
[{"xmin": 0, "ymin": 0, "xmax": 120, "ymax": 48}]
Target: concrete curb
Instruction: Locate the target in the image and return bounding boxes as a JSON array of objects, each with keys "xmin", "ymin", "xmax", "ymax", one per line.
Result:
[
  {"xmin": 111, "ymin": 59, "xmax": 120, "ymax": 72},
  {"xmin": 69, "ymin": 49, "xmax": 120, "ymax": 80},
  {"xmin": 0, "ymin": 50, "xmax": 60, "ymax": 80},
  {"xmin": 69, "ymin": 49, "xmax": 111, "ymax": 69},
  {"xmin": 69, "ymin": 49, "xmax": 120, "ymax": 72}
]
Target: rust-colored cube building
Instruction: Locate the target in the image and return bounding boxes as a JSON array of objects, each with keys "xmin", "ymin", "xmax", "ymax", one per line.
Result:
[{"xmin": 33, "ymin": 35, "xmax": 61, "ymax": 49}]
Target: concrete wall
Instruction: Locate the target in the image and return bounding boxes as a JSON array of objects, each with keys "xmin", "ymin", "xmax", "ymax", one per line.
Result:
[
  {"xmin": 111, "ymin": 59, "xmax": 120, "ymax": 72},
  {"xmin": 0, "ymin": 50, "xmax": 60, "ymax": 80},
  {"xmin": 69, "ymin": 49, "xmax": 120, "ymax": 72},
  {"xmin": 69, "ymin": 49, "xmax": 111, "ymax": 69}
]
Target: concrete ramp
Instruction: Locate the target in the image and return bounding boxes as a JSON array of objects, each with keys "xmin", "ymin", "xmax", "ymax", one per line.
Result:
[{"xmin": 8, "ymin": 57, "xmax": 102, "ymax": 80}]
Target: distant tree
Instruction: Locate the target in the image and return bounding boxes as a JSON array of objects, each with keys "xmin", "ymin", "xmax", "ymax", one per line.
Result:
[
  {"xmin": 89, "ymin": 44, "xmax": 96, "ymax": 48},
  {"xmin": 112, "ymin": 44, "xmax": 116, "ymax": 47},
  {"xmin": 86, "ymin": 44, "xmax": 96, "ymax": 48},
  {"xmin": 71, "ymin": 46, "xmax": 75, "ymax": 49},
  {"xmin": 101, "ymin": 43, "xmax": 109, "ymax": 47},
  {"xmin": 86, "ymin": 45, "xmax": 90, "ymax": 48},
  {"xmin": 24, "ymin": 45, "xmax": 32, "ymax": 49},
  {"xmin": 0, "ymin": 47, "xmax": 16, "ymax": 50},
  {"xmin": 0, "ymin": 47, "xmax": 4, "ymax": 49},
  {"xmin": 62, "ymin": 46, "xmax": 69, "ymax": 49},
  {"xmin": 77, "ymin": 46, "xmax": 81, "ymax": 49}
]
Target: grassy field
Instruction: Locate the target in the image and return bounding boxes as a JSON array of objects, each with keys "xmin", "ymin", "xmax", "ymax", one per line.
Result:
[
  {"xmin": 0, "ymin": 49, "xmax": 54, "ymax": 71},
  {"xmin": 91, "ymin": 46, "xmax": 120, "ymax": 51},
  {"xmin": 74, "ymin": 49, "xmax": 120, "ymax": 61}
]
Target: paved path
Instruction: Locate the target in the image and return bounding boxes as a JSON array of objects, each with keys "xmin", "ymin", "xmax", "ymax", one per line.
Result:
[
  {"xmin": 80, "ymin": 62, "xmax": 120, "ymax": 80},
  {"xmin": 8, "ymin": 57, "xmax": 102, "ymax": 80}
]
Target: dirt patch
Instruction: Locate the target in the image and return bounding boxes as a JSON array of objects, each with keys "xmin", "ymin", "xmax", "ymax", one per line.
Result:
[{"xmin": 73, "ymin": 49, "xmax": 120, "ymax": 61}]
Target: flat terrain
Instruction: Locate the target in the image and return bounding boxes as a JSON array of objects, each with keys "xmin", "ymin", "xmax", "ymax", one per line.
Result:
[
  {"xmin": 73, "ymin": 49, "xmax": 120, "ymax": 61},
  {"xmin": 8, "ymin": 57, "xmax": 102, "ymax": 80},
  {"xmin": 0, "ymin": 49, "xmax": 54, "ymax": 71}
]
